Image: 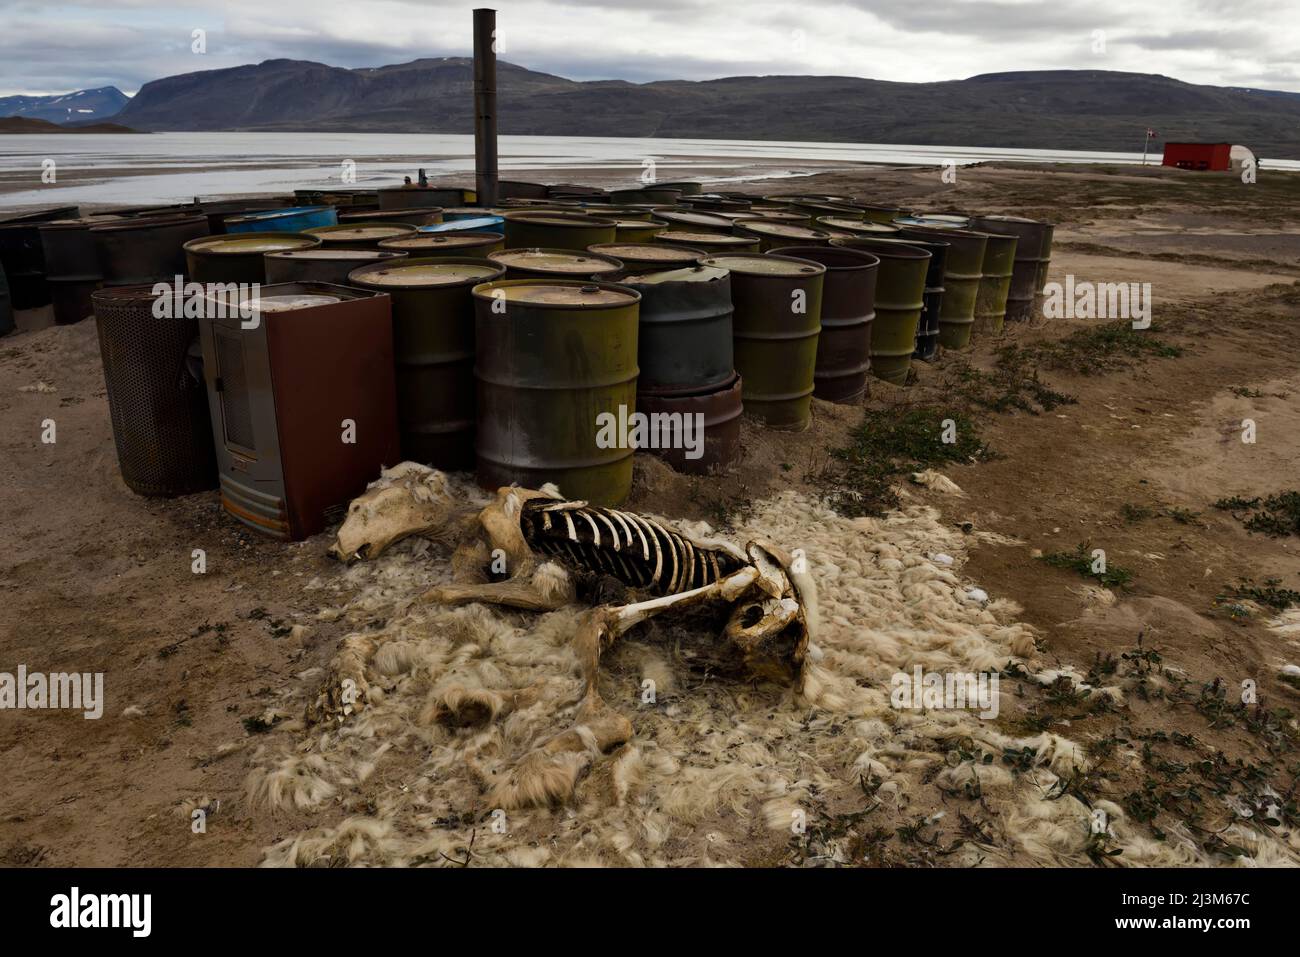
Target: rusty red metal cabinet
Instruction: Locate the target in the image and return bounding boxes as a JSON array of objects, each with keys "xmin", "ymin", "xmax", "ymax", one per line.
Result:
[{"xmin": 196, "ymin": 282, "xmax": 400, "ymax": 540}]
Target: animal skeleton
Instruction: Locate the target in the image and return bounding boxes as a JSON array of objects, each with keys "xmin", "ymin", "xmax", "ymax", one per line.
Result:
[{"xmin": 313, "ymin": 462, "xmax": 814, "ymax": 807}]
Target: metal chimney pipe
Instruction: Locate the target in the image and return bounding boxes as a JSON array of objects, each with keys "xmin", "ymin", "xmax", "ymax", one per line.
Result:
[{"xmin": 472, "ymin": 8, "xmax": 499, "ymax": 207}]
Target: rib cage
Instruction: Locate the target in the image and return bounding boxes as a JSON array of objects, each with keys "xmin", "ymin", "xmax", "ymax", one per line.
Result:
[{"xmin": 520, "ymin": 499, "xmax": 745, "ymax": 596}]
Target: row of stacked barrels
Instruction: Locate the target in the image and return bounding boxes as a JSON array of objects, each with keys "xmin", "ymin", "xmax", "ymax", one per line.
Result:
[{"xmin": 0, "ymin": 182, "xmax": 1054, "ymax": 511}]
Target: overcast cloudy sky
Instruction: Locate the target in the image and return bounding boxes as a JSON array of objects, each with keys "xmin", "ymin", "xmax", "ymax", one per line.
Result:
[{"xmin": 1, "ymin": 0, "xmax": 1296, "ymax": 96}]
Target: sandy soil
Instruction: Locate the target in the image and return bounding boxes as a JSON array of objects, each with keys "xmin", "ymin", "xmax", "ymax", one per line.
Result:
[{"xmin": 1, "ymin": 160, "xmax": 1298, "ymax": 866}]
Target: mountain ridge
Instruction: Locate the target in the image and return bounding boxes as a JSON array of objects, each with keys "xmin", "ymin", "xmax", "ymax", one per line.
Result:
[
  {"xmin": 0, "ymin": 87, "xmax": 129, "ymax": 124},
  {"xmin": 50, "ymin": 61, "xmax": 1300, "ymax": 157}
]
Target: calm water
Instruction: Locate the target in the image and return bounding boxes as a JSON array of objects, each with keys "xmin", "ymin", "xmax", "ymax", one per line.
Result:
[{"xmin": 0, "ymin": 132, "xmax": 1293, "ymax": 211}]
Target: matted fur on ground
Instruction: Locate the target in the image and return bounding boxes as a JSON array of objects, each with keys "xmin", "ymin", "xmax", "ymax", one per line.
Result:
[{"xmin": 245, "ymin": 477, "xmax": 1300, "ymax": 867}]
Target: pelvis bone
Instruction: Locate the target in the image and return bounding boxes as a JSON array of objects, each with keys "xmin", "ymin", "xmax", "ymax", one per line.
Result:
[{"xmin": 314, "ymin": 462, "xmax": 814, "ymax": 808}]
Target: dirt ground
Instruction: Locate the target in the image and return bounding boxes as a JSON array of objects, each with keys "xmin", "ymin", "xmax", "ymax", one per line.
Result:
[{"xmin": 1, "ymin": 160, "xmax": 1298, "ymax": 866}]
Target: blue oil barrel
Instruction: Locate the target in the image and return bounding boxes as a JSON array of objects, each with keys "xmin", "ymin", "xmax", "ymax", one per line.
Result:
[{"xmin": 224, "ymin": 205, "xmax": 338, "ymax": 234}]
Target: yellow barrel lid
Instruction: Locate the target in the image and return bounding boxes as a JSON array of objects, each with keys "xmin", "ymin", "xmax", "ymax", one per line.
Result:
[
  {"xmin": 701, "ymin": 255, "xmax": 825, "ymax": 277},
  {"xmin": 476, "ymin": 281, "xmax": 638, "ymax": 307},
  {"xmin": 352, "ymin": 260, "xmax": 501, "ymax": 287},
  {"xmin": 489, "ymin": 248, "xmax": 622, "ymax": 274},
  {"xmin": 658, "ymin": 230, "xmax": 754, "ymax": 244},
  {"xmin": 379, "ymin": 233, "xmax": 499, "ymax": 249},
  {"xmin": 740, "ymin": 220, "xmax": 831, "ymax": 239},
  {"xmin": 306, "ymin": 223, "xmax": 415, "ymax": 241},
  {"xmin": 591, "ymin": 243, "xmax": 698, "ymax": 261},
  {"xmin": 266, "ymin": 248, "xmax": 397, "ymax": 260},
  {"xmin": 186, "ymin": 234, "xmax": 318, "ymax": 254}
]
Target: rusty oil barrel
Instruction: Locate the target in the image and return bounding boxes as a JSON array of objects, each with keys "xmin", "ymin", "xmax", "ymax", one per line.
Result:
[
  {"xmin": 1035, "ymin": 223, "xmax": 1056, "ymax": 303},
  {"xmin": 93, "ymin": 214, "xmax": 211, "ymax": 288},
  {"xmin": 738, "ymin": 220, "xmax": 835, "ymax": 252},
  {"xmin": 90, "ymin": 284, "xmax": 218, "ymax": 496},
  {"xmin": 378, "ymin": 232, "xmax": 504, "ymax": 258},
  {"xmin": 614, "ymin": 219, "xmax": 667, "ymax": 243},
  {"xmin": 636, "ymin": 372, "xmax": 743, "ymax": 475},
  {"xmin": 338, "ymin": 207, "xmax": 443, "ymax": 227},
  {"xmin": 656, "ymin": 230, "xmax": 760, "ymax": 254},
  {"xmin": 768, "ymin": 245, "xmax": 878, "ymax": 404},
  {"xmin": 488, "ymin": 248, "xmax": 624, "ymax": 281},
  {"xmin": 577, "ymin": 204, "xmax": 654, "ymax": 221},
  {"xmin": 0, "ymin": 205, "xmax": 81, "ymax": 308},
  {"xmin": 472, "ymin": 279, "xmax": 640, "ymax": 505},
  {"xmin": 608, "ymin": 187, "xmax": 683, "ymax": 206},
  {"xmin": 681, "ymin": 195, "xmax": 751, "ymax": 212},
  {"xmin": 701, "ymin": 254, "xmax": 824, "ymax": 430},
  {"xmin": 816, "ymin": 217, "xmax": 899, "ymax": 237},
  {"xmin": 39, "ymin": 219, "xmax": 105, "ymax": 325},
  {"xmin": 503, "ymin": 211, "xmax": 616, "ymax": 251},
  {"xmin": 378, "ymin": 187, "xmax": 461, "ymax": 210},
  {"xmin": 184, "ymin": 233, "xmax": 322, "ymax": 284},
  {"xmin": 347, "ymin": 257, "xmax": 506, "ymax": 470},
  {"xmin": 654, "ymin": 181, "xmax": 703, "ymax": 197},
  {"xmin": 855, "ymin": 203, "xmax": 907, "ymax": 224},
  {"xmin": 587, "ymin": 243, "xmax": 705, "ymax": 270},
  {"xmin": 969, "ymin": 215, "xmax": 1051, "ymax": 323},
  {"xmin": 652, "ymin": 209, "xmax": 735, "ymax": 233},
  {"xmin": 829, "ymin": 238, "xmax": 929, "ymax": 385},
  {"xmin": 788, "ymin": 200, "xmax": 864, "ymax": 221},
  {"xmin": 497, "ymin": 181, "xmax": 551, "ymax": 201},
  {"xmin": 898, "ymin": 226, "xmax": 984, "ymax": 350},
  {"xmin": 548, "ymin": 184, "xmax": 606, "ymax": 199},
  {"xmin": 264, "ymin": 248, "xmax": 407, "ymax": 285},
  {"xmin": 735, "ymin": 209, "xmax": 811, "ymax": 226},
  {"xmin": 614, "ymin": 263, "xmax": 734, "ymax": 394},
  {"xmin": 197, "ymin": 198, "xmax": 292, "ymax": 234},
  {"xmin": 972, "ymin": 232, "xmax": 1018, "ymax": 336},
  {"xmin": 304, "ymin": 222, "xmax": 418, "ymax": 250}
]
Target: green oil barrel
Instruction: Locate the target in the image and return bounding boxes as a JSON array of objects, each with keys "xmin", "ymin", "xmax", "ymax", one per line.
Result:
[
  {"xmin": 503, "ymin": 212, "xmax": 616, "ymax": 251},
  {"xmin": 346, "ymin": 257, "xmax": 506, "ymax": 469},
  {"xmin": 829, "ymin": 238, "xmax": 929, "ymax": 385},
  {"xmin": 898, "ymin": 226, "xmax": 987, "ymax": 350},
  {"xmin": 473, "ymin": 279, "xmax": 640, "ymax": 505},
  {"xmin": 701, "ymin": 254, "xmax": 824, "ymax": 430}
]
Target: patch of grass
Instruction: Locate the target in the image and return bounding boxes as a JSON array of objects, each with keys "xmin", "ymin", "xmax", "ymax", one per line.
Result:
[
  {"xmin": 1213, "ymin": 491, "xmax": 1300, "ymax": 537},
  {"xmin": 1164, "ymin": 507, "xmax": 1200, "ymax": 526},
  {"xmin": 1003, "ymin": 320, "xmax": 1182, "ymax": 376},
  {"xmin": 1219, "ymin": 577, "xmax": 1300, "ymax": 613},
  {"xmin": 1039, "ymin": 543, "xmax": 1134, "ymax": 588},
  {"xmin": 1119, "ymin": 503, "xmax": 1155, "ymax": 523},
  {"xmin": 946, "ymin": 354, "xmax": 1077, "ymax": 415},
  {"xmin": 822, "ymin": 408, "xmax": 990, "ymax": 517},
  {"xmin": 1230, "ymin": 386, "xmax": 1264, "ymax": 398}
]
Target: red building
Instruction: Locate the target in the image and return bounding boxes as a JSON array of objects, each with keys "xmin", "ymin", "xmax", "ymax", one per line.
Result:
[{"xmin": 1162, "ymin": 142, "xmax": 1232, "ymax": 171}]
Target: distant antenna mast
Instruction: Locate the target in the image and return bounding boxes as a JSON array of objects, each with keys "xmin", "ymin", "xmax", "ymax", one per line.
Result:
[
  {"xmin": 1142, "ymin": 127, "xmax": 1157, "ymax": 166},
  {"xmin": 473, "ymin": 8, "xmax": 499, "ymax": 206}
]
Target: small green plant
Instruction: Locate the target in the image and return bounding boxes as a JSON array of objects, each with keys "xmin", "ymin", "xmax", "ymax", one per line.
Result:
[
  {"xmin": 1004, "ymin": 321, "xmax": 1182, "ymax": 376},
  {"xmin": 822, "ymin": 408, "xmax": 990, "ymax": 517},
  {"xmin": 1214, "ymin": 491, "xmax": 1300, "ymax": 537},
  {"xmin": 1219, "ymin": 577, "xmax": 1300, "ymax": 612},
  {"xmin": 1040, "ymin": 543, "xmax": 1134, "ymax": 588},
  {"xmin": 1119, "ymin": 503, "xmax": 1155, "ymax": 523}
]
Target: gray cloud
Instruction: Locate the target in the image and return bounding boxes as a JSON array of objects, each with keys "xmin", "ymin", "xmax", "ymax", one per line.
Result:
[{"xmin": 0, "ymin": 0, "xmax": 1295, "ymax": 96}]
